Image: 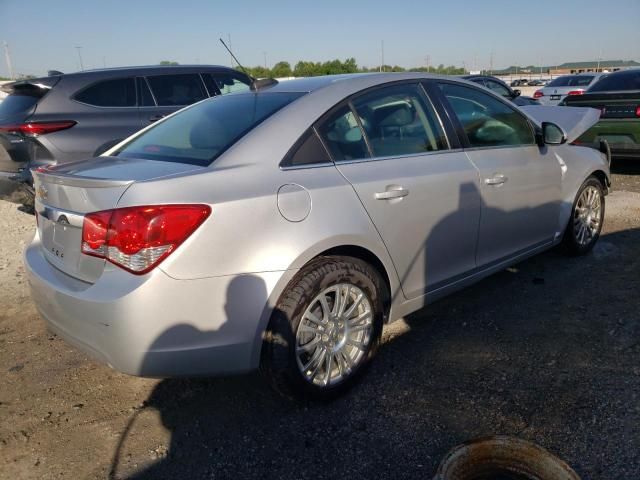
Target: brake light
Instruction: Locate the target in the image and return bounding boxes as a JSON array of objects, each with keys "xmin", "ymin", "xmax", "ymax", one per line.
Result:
[
  {"xmin": 636, "ymin": 105, "xmax": 640, "ymax": 117},
  {"xmin": 0, "ymin": 121, "xmax": 76, "ymax": 137},
  {"xmin": 567, "ymin": 90, "xmax": 585, "ymax": 96},
  {"xmin": 533, "ymin": 90, "xmax": 544, "ymax": 99},
  {"xmin": 81, "ymin": 204, "xmax": 211, "ymax": 274}
]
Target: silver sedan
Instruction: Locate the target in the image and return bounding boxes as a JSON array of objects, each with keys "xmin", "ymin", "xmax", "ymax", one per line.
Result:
[{"xmin": 25, "ymin": 73, "xmax": 610, "ymax": 399}]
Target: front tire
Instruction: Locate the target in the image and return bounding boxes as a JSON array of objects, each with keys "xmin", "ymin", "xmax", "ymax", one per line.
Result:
[
  {"xmin": 562, "ymin": 176, "xmax": 605, "ymax": 256},
  {"xmin": 261, "ymin": 256, "xmax": 385, "ymax": 400}
]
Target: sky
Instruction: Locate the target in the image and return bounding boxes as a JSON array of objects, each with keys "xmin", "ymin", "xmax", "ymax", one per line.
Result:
[{"xmin": 1, "ymin": 0, "xmax": 639, "ymax": 78}]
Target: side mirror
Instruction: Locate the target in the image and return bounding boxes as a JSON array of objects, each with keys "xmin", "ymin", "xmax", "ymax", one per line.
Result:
[
  {"xmin": 541, "ymin": 122, "xmax": 567, "ymax": 145},
  {"xmin": 513, "ymin": 89, "xmax": 521, "ymax": 97}
]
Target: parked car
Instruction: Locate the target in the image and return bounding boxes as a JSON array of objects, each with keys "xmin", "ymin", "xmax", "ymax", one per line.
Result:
[
  {"xmin": 0, "ymin": 65, "xmax": 252, "ymax": 186},
  {"xmin": 527, "ymin": 79, "xmax": 549, "ymax": 87},
  {"xmin": 25, "ymin": 73, "xmax": 610, "ymax": 399},
  {"xmin": 533, "ymin": 73, "xmax": 606, "ymax": 106},
  {"xmin": 561, "ymin": 69, "xmax": 640, "ymax": 160},
  {"xmin": 462, "ymin": 75, "xmax": 539, "ymax": 105}
]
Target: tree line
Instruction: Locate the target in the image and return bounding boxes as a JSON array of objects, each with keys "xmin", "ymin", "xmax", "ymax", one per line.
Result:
[{"xmin": 159, "ymin": 59, "xmax": 465, "ymax": 78}]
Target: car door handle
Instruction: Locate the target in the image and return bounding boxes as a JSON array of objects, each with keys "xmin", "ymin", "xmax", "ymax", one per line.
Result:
[
  {"xmin": 484, "ymin": 174, "xmax": 508, "ymax": 186},
  {"xmin": 374, "ymin": 186, "xmax": 409, "ymax": 200},
  {"xmin": 149, "ymin": 114, "xmax": 166, "ymax": 123}
]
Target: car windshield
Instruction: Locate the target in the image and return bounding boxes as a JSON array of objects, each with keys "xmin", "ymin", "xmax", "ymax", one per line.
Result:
[
  {"xmin": 587, "ymin": 71, "xmax": 640, "ymax": 92},
  {"xmin": 115, "ymin": 92, "xmax": 304, "ymax": 166},
  {"xmin": 546, "ymin": 76, "xmax": 595, "ymax": 87}
]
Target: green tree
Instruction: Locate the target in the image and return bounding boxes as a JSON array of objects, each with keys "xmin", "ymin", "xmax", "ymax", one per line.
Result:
[
  {"xmin": 159, "ymin": 60, "xmax": 179, "ymax": 66},
  {"xmin": 271, "ymin": 61, "xmax": 292, "ymax": 78}
]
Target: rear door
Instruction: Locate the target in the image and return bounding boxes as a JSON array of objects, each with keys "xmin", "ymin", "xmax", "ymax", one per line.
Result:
[
  {"xmin": 319, "ymin": 82, "xmax": 481, "ymax": 299},
  {"xmin": 141, "ymin": 73, "xmax": 208, "ymax": 126},
  {"xmin": 438, "ymin": 81, "xmax": 562, "ymax": 267}
]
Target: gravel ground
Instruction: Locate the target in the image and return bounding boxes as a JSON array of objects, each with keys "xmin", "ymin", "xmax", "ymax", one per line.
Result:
[{"xmin": 1, "ymin": 174, "xmax": 639, "ymax": 479}]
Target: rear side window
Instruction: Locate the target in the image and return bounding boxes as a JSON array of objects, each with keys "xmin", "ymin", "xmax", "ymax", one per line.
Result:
[
  {"xmin": 281, "ymin": 129, "xmax": 332, "ymax": 167},
  {"xmin": 547, "ymin": 76, "xmax": 594, "ymax": 87},
  {"xmin": 317, "ymin": 105, "xmax": 370, "ymax": 161},
  {"xmin": 75, "ymin": 78, "xmax": 136, "ymax": 107},
  {"xmin": 115, "ymin": 92, "xmax": 304, "ymax": 166},
  {"xmin": 440, "ymin": 83, "xmax": 534, "ymax": 148},
  {"xmin": 0, "ymin": 94, "xmax": 39, "ymax": 118},
  {"xmin": 146, "ymin": 74, "xmax": 206, "ymax": 106},
  {"xmin": 351, "ymin": 83, "xmax": 447, "ymax": 158},
  {"xmin": 587, "ymin": 71, "xmax": 640, "ymax": 92}
]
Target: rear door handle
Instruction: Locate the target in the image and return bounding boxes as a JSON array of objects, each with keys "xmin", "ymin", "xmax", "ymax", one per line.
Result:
[
  {"xmin": 149, "ymin": 114, "xmax": 166, "ymax": 123},
  {"xmin": 484, "ymin": 174, "xmax": 508, "ymax": 186},
  {"xmin": 375, "ymin": 185, "xmax": 409, "ymax": 200}
]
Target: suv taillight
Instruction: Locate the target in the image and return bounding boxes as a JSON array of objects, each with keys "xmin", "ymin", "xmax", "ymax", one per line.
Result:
[
  {"xmin": 567, "ymin": 90, "xmax": 585, "ymax": 96},
  {"xmin": 0, "ymin": 121, "xmax": 76, "ymax": 136},
  {"xmin": 81, "ymin": 204, "xmax": 211, "ymax": 274},
  {"xmin": 533, "ymin": 90, "xmax": 544, "ymax": 99}
]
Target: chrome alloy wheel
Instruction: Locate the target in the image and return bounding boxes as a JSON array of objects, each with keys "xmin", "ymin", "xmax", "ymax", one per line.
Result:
[
  {"xmin": 295, "ymin": 283, "xmax": 373, "ymax": 387},
  {"xmin": 574, "ymin": 185, "xmax": 602, "ymax": 246}
]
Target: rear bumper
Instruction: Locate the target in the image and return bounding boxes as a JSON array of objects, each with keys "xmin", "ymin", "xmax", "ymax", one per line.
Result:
[
  {"xmin": 576, "ymin": 120, "xmax": 640, "ymax": 159},
  {"xmin": 24, "ymin": 234, "xmax": 290, "ymax": 377}
]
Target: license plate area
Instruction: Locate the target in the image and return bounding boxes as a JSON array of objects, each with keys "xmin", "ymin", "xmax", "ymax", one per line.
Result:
[{"xmin": 550, "ymin": 95, "xmax": 561, "ymax": 100}]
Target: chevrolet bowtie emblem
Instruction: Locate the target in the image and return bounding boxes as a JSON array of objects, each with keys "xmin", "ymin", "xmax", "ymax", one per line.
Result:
[{"xmin": 36, "ymin": 185, "xmax": 48, "ymax": 201}]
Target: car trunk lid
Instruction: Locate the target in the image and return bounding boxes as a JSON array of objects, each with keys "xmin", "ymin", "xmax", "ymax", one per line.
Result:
[{"xmin": 32, "ymin": 156, "xmax": 204, "ymax": 282}]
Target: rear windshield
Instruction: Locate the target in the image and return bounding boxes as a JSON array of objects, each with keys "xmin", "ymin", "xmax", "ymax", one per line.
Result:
[
  {"xmin": 546, "ymin": 76, "xmax": 595, "ymax": 87},
  {"xmin": 0, "ymin": 94, "xmax": 39, "ymax": 119},
  {"xmin": 115, "ymin": 92, "xmax": 304, "ymax": 166},
  {"xmin": 587, "ymin": 70, "xmax": 640, "ymax": 92}
]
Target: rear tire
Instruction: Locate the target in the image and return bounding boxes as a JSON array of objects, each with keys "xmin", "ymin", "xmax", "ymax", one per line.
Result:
[
  {"xmin": 261, "ymin": 256, "xmax": 385, "ymax": 400},
  {"xmin": 561, "ymin": 176, "xmax": 605, "ymax": 256}
]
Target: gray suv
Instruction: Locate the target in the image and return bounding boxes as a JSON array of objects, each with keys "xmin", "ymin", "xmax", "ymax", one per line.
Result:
[{"xmin": 0, "ymin": 65, "xmax": 251, "ymax": 185}]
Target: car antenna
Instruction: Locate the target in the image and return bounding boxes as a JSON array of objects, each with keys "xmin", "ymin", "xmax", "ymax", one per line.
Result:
[{"xmin": 218, "ymin": 38, "xmax": 278, "ymax": 91}]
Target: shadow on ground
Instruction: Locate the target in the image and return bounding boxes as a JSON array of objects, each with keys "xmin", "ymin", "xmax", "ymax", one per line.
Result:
[{"xmin": 113, "ymin": 227, "xmax": 640, "ymax": 480}]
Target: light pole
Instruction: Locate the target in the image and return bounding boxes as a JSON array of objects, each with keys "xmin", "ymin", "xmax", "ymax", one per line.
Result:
[
  {"xmin": 3, "ymin": 41, "xmax": 14, "ymax": 80},
  {"xmin": 425, "ymin": 54, "xmax": 430, "ymax": 73},
  {"xmin": 75, "ymin": 46, "xmax": 84, "ymax": 71},
  {"xmin": 263, "ymin": 51, "xmax": 267, "ymax": 70}
]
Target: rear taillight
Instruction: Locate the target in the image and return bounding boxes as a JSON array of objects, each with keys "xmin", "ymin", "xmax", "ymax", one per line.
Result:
[
  {"xmin": 533, "ymin": 90, "xmax": 544, "ymax": 99},
  {"xmin": 567, "ymin": 90, "xmax": 585, "ymax": 96},
  {"xmin": 0, "ymin": 121, "xmax": 76, "ymax": 137},
  {"xmin": 81, "ymin": 204, "xmax": 211, "ymax": 274},
  {"xmin": 636, "ymin": 105, "xmax": 640, "ymax": 117}
]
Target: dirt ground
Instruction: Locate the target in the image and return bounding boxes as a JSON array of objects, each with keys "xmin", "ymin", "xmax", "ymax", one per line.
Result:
[{"xmin": 1, "ymin": 166, "xmax": 639, "ymax": 479}]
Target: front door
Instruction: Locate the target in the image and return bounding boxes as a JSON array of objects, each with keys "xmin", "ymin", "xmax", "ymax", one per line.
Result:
[
  {"xmin": 317, "ymin": 83, "xmax": 482, "ymax": 299},
  {"xmin": 438, "ymin": 82, "xmax": 562, "ymax": 266}
]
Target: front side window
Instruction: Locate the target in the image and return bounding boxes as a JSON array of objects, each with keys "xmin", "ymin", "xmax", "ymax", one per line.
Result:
[
  {"xmin": 317, "ymin": 105, "xmax": 370, "ymax": 161},
  {"xmin": 352, "ymin": 83, "xmax": 447, "ymax": 157},
  {"xmin": 439, "ymin": 83, "xmax": 534, "ymax": 148},
  {"xmin": 115, "ymin": 92, "xmax": 303, "ymax": 166},
  {"xmin": 209, "ymin": 73, "xmax": 251, "ymax": 95},
  {"xmin": 485, "ymin": 80, "xmax": 511, "ymax": 98},
  {"xmin": 146, "ymin": 74, "xmax": 206, "ymax": 106},
  {"xmin": 74, "ymin": 78, "xmax": 136, "ymax": 107}
]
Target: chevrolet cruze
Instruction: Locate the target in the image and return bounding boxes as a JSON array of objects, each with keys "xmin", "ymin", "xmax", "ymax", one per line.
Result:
[{"xmin": 25, "ymin": 73, "xmax": 610, "ymax": 398}]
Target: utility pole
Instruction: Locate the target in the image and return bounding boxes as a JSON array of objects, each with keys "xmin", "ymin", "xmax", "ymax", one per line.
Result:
[
  {"xmin": 462, "ymin": 61, "xmax": 466, "ymax": 74},
  {"xmin": 75, "ymin": 46, "xmax": 84, "ymax": 71},
  {"xmin": 228, "ymin": 33, "xmax": 234, "ymax": 68},
  {"xmin": 489, "ymin": 51, "xmax": 493, "ymax": 75},
  {"xmin": 102, "ymin": 56, "xmax": 106, "ymax": 68},
  {"xmin": 425, "ymin": 54, "xmax": 430, "ymax": 73},
  {"xmin": 3, "ymin": 41, "xmax": 14, "ymax": 80},
  {"xmin": 263, "ymin": 51, "xmax": 267, "ymax": 70},
  {"xmin": 380, "ymin": 40, "xmax": 384, "ymax": 72},
  {"xmin": 596, "ymin": 45, "xmax": 602, "ymax": 72}
]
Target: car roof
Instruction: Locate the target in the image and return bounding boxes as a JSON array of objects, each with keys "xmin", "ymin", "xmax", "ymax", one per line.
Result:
[
  {"xmin": 262, "ymin": 72, "xmax": 454, "ymax": 94},
  {"xmin": 49, "ymin": 64, "xmax": 249, "ymax": 80}
]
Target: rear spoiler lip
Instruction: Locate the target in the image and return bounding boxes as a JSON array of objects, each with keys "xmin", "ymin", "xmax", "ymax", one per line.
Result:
[
  {"xmin": 1, "ymin": 76, "xmax": 61, "ymax": 94},
  {"xmin": 32, "ymin": 169, "xmax": 134, "ymax": 188}
]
